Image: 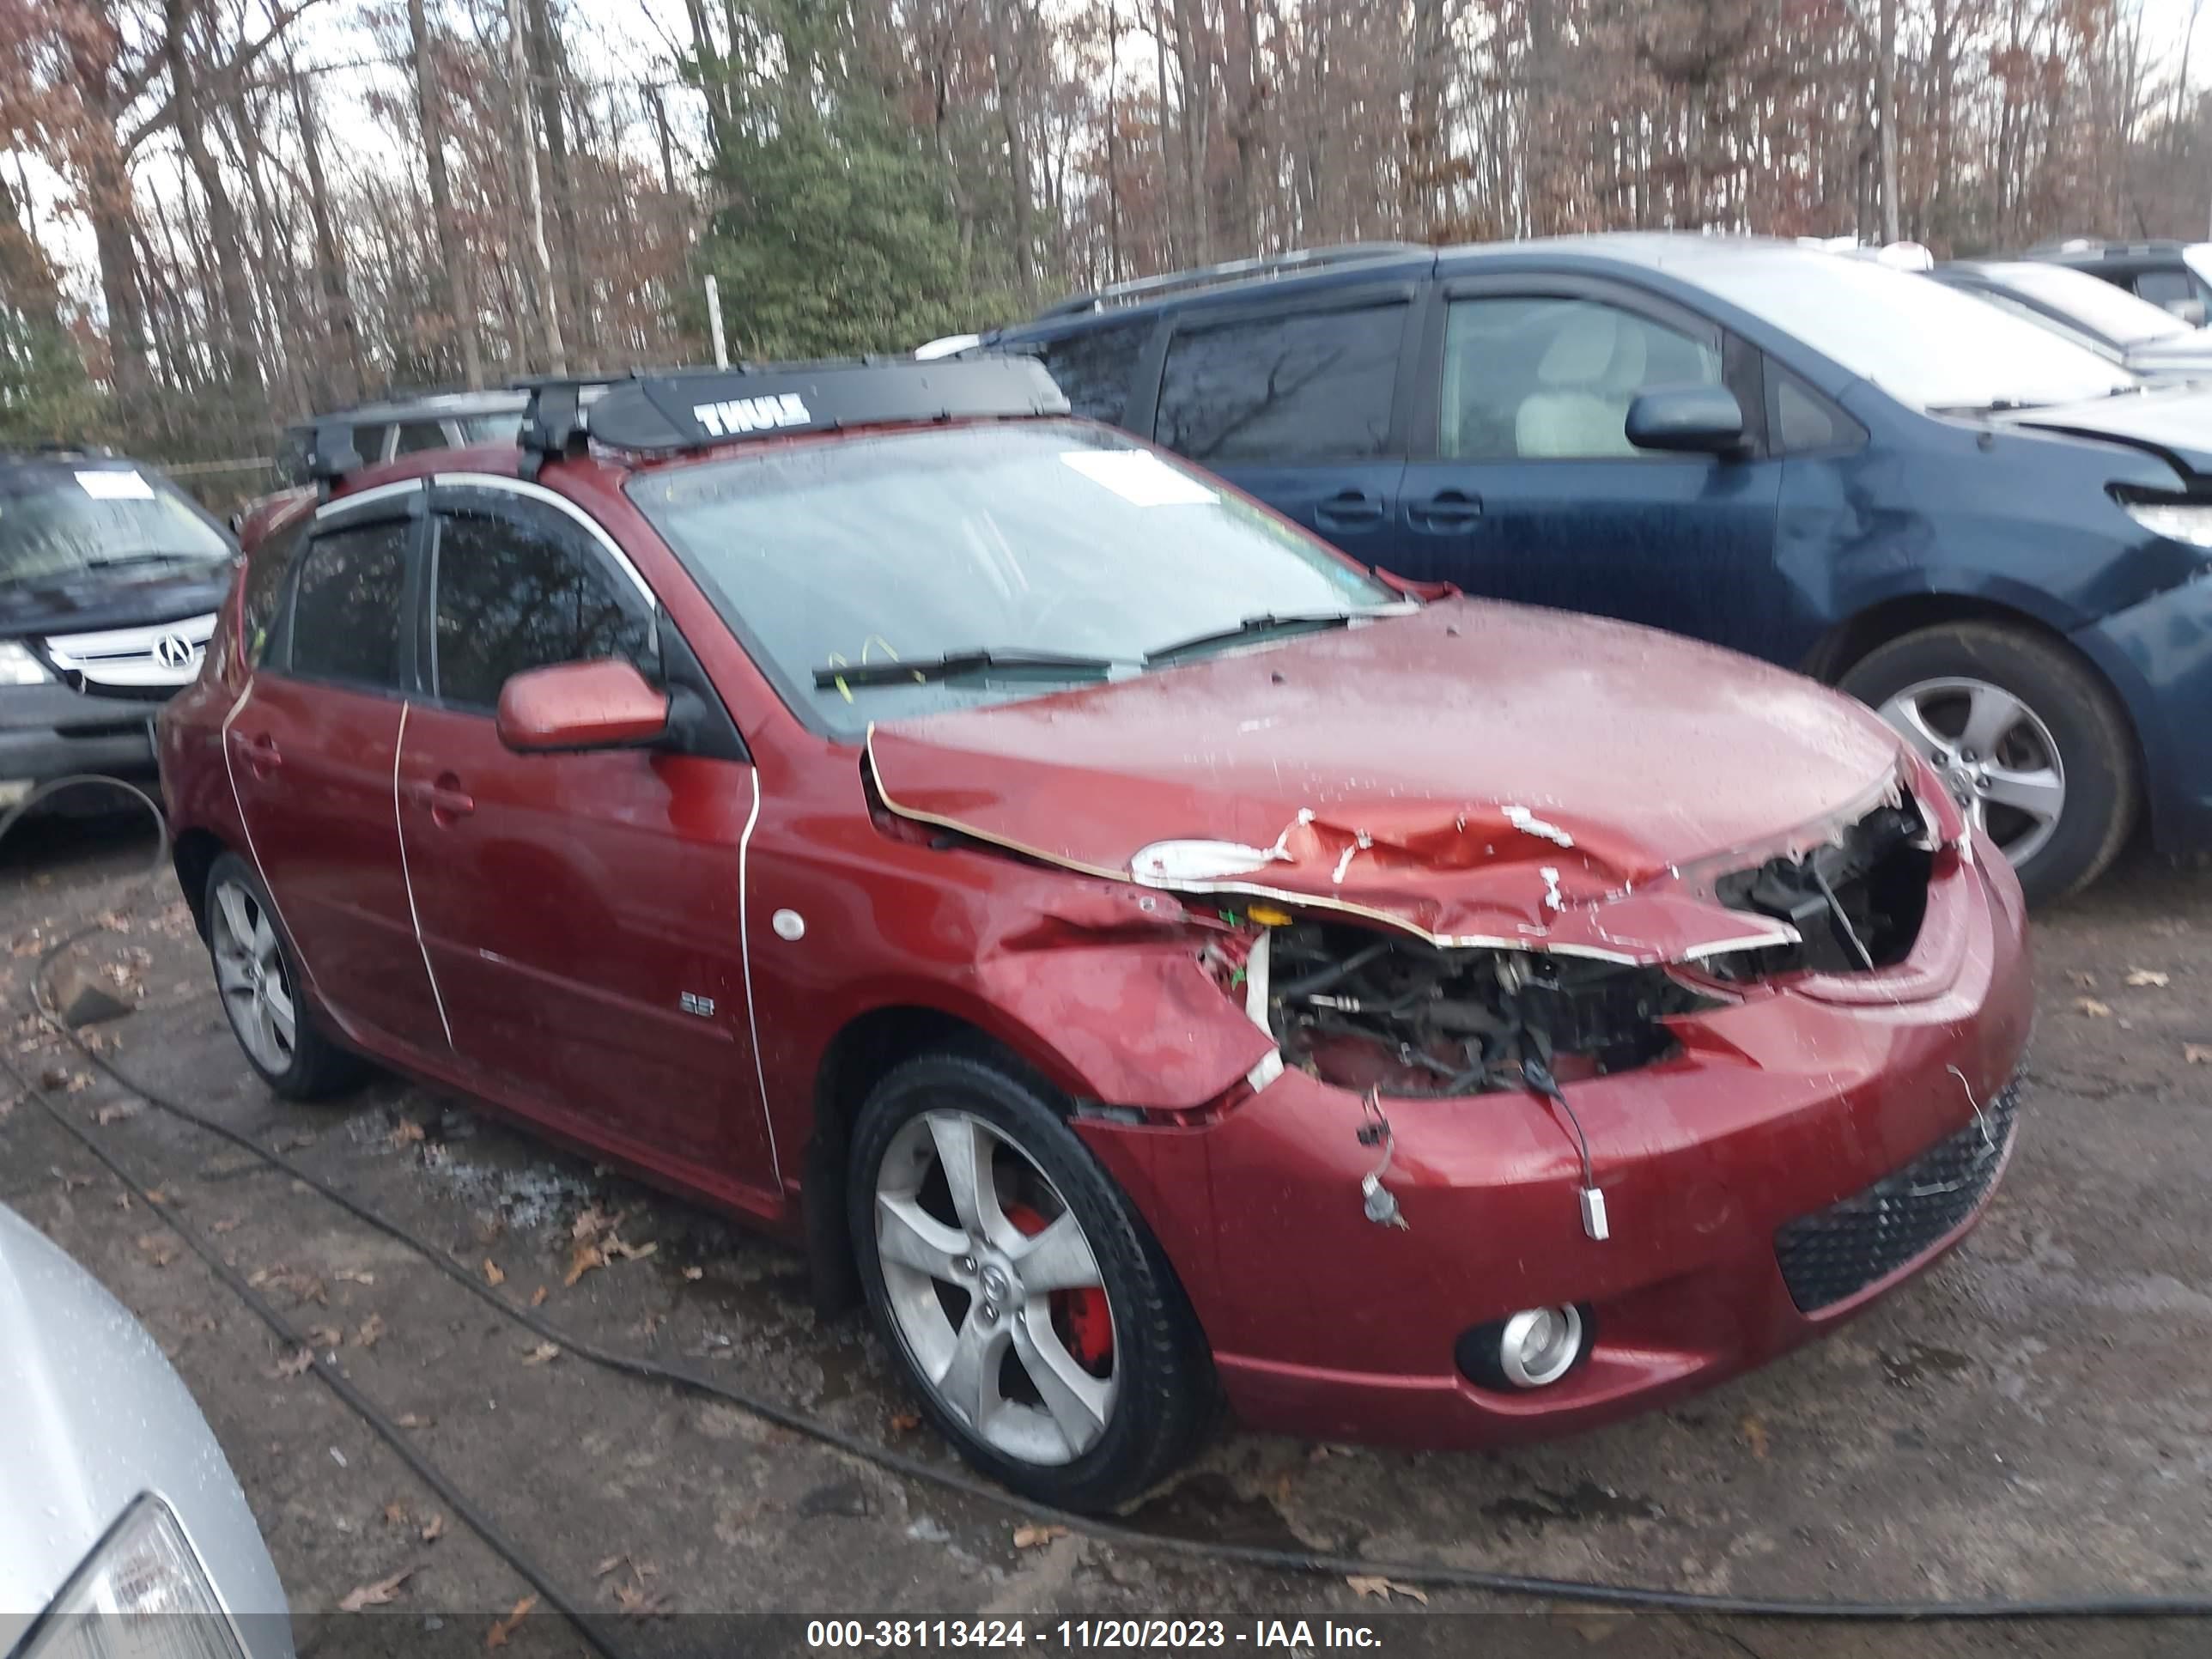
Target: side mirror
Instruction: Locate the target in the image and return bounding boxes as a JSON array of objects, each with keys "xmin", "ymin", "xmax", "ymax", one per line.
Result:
[
  {"xmin": 495, "ymin": 659, "xmax": 670, "ymax": 754},
  {"xmin": 1625, "ymin": 386, "xmax": 1747, "ymax": 455}
]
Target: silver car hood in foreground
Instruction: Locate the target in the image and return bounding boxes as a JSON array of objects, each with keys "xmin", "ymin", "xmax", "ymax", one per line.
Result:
[{"xmin": 0, "ymin": 1203, "xmax": 290, "ymax": 1656}]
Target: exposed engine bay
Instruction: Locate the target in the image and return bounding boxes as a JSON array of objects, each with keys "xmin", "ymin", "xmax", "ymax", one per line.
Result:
[
  {"xmin": 1212, "ymin": 803, "xmax": 1935, "ymax": 1103},
  {"xmin": 1229, "ymin": 921, "xmax": 1721, "ymax": 1100}
]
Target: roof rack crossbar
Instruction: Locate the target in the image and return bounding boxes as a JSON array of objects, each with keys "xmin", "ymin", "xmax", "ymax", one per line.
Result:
[
  {"xmin": 516, "ymin": 357, "xmax": 1070, "ymax": 469},
  {"xmin": 1035, "ymin": 241, "xmax": 1428, "ymax": 319}
]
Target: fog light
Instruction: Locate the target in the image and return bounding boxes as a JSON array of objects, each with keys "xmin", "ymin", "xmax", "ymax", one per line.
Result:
[{"xmin": 1499, "ymin": 1305, "xmax": 1583, "ymax": 1387}]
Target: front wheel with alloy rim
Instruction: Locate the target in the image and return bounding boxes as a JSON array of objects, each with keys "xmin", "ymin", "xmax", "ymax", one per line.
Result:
[
  {"xmin": 848, "ymin": 1050, "xmax": 1212, "ymax": 1510},
  {"xmin": 203, "ymin": 852, "xmax": 364, "ymax": 1100},
  {"xmin": 1839, "ymin": 622, "xmax": 2138, "ymax": 903}
]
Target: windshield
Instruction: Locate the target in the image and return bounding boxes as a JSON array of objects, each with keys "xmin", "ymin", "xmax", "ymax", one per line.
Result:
[
  {"xmin": 0, "ymin": 464, "xmax": 233, "ymax": 586},
  {"xmin": 1699, "ymin": 250, "xmax": 2136, "ymax": 410},
  {"xmin": 1979, "ymin": 262, "xmax": 2189, "ymax": 348},
  {"xmin": 629, "ymin": 421, "xmax": 1401, "ymax": 734}
]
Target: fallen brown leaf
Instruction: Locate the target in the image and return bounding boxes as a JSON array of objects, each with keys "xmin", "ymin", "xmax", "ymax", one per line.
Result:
[
  {"xmin": 888, "ymin": 1411, "xmax": 921, "ymax": 1432},
  {"xmin": 334, "ymin": 1267, "xmax": 375, "ymax": 1285},
  {"xmin": 354, "ymin": 1314, "xmax": 386, "ymax": 1348},
  {"xmin": 52, "ymin": 1168, "xmax": 94, "ymax": 1192},
  {"xmin": 210, "ymin": 1217, "xmax": 240, "ymax": 1235},
  {"xmin": 112, "ymin": 1192, "xmax": 130, "ymax": 1211},
  {"xmin": 419, "ymin": 1512, "xmax": 446, "ymax": 1544},
  {"xmin": 526, "ymin": 1285, "xmax": 547, "ymax": 1307},
  {"xmin": 389, "ymin": 1119, "xmax": 426, "ymax": 1148},
  {"xmin": 612, "ymin": 1578, "xmax": 669, "ymax": 1618},
  {"xmin": 483, "ymin": 1258, "xmax": 506, "ymax": 1286},
  {"xmin": 594, "ymin": 1555, "xmax": 629, "ymax": 1577},
  {"xmin": 394, "ymin": 1413, "xmax": 430, "ymax": 1430},
  {"xmin": 680, "ymin": 1266, "xmax": 704, "ymax": 1281},
  {"xmin": 91, "ymin": 1099, "xmax": 136, "ymax": 1122},
  {"xmin": 1012, "ymin": 1524, "xmax": 1066, "ymax": 1549},
  {"xmin": 1345, "ymin": 1574, "xmax": 1428, "ymax": 1605},
  {"xmin": 485, "ymin": 1595, "xmax": 537, "ymax": 1649},
  {"xmin": 272, "ymin": 1347, "xmax": 313, "ymax": 1378},
  {"xmin": 2076, "ymin": 997, "xmax": 2112, "ymax": 1018},
  {"xmin": 337, "ymin": 1566, "xmax": 417, "ymax": 1613},
  {"xmin": 520, "ymin": 1340, "xmax": 560, "ymax": 1365},
  {"xmin": 1740, "ymin": 1413, "xmax": 1770, "ymax": 1460},
  {"xmin": 135, "ymin": 1234, "xmax": 176, "ymax": 1268},
  {"xmin": 605, "ymin": 1236, "xmax": 657, "ymax": 1262},
  {"xmin": 564, "ymin": 1242, "xmax": 605, "ymax": 1286},
  {"xmin": 143, "ymin": 1188, "xmax": 166, "ymax": 1205},
  {"xmin": 382, "ymin": 1502, "xmax": 408, "ymax": 1528},
  {"xmin": 2126, "ymin": 968, "xmax": 2172, "ymax": 988},
  {"xmin": 307, "ymin": 1324, "xmax": 343, "ymax": 1350}
]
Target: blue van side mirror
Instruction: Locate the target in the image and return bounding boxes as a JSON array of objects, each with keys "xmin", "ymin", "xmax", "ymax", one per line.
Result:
[{"xmin": 1626, "ymin": 386, "xmax": 1747, "ymax": 456}]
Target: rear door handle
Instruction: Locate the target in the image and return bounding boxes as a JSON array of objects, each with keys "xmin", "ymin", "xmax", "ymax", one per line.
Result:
[
  {"xmin": 1313, "ymin": 490, "xmax": 1386, "ymax": 532},
  {"xmin": 1407, "ymin": 490, "xmax": 1483, "ymax": 532},
  {"xmin": 228, "ymin": 731, "xmax": 282, "ymax": 775}
]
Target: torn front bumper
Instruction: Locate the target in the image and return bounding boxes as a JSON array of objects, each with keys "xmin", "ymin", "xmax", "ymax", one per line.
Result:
[{"xmin": 1073, "ymin": 836, "xmax": 2032, "ymax": 1449}]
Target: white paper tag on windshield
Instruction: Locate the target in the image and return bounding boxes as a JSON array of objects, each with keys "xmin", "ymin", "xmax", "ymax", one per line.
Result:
[
  {"xmin": 76, "ymin": 469, "xmax": 155, "ymax": 501},
  {"xmin": 1060, "ymin": 449, "xmax": 1218, "ymax": 507}
]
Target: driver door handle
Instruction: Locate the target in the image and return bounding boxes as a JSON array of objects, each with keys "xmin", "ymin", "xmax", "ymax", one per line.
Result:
[
  {"xmin": 1313, "ymin": 489, "xmax": 1386, "ymax": 532},
  {"xmin": 1407, "ymin": 490, "xmax": 1483, "ymax": 533}
]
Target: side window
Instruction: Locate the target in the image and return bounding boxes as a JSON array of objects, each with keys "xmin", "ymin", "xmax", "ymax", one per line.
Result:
[
  {"xmin": 1768, "ymin": 369, "xmax": 1865, "ymax": 455},
  {"xmin": 2130, "ymin": 269, "xmax": 2191, "ymax": 309},
  {"xmin": 1035, "ymin": 321, "xmax": 1151, "ymax": 428},
  {"xmin": 1441, "ymin": 296, "xmax": 1721, "ymax": 461},
  {"xmin": 350, "ymin": 423, "xmax": 394, "ymax": 465},
  {"xmin": 430, "ymin": 502, "xmax": 654, "ymax": 711},
  {"xmin": 1156, "ymin": 303, "xmax": 1405, "ymax": 463},
  {"xmin": 393, "ymin": 421, "xmax": 450, "ymax": 456},
  {"xmin": 240, "ymin": 520, "xmax": 307, "ymax": 666},
  {"xmin": 288, "ymin": 521, "xmax": 410, "ymax": 690}
]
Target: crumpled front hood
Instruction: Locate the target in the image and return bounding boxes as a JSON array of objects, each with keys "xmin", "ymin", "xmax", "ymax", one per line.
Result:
[
  {"xmin": 0, "ymin": 1204, "xmax": 289, "ymax": 1646},
  {"xmin": 869, "ymin": 599, "xmax": 1923, "ymax": 961}
]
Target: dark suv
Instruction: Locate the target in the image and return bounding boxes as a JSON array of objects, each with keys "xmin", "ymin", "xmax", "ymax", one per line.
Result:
[
  {"xmin": 988, "ymin": 234, "xmax": 2212, "ymax": 902},
  {"xmin": 0, "ymin": 448, "xmax": 235, "ymax": 808}
]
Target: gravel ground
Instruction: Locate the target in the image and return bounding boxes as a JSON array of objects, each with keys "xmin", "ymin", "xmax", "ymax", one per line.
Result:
[{"xmin": 2, "ymin": 812, "xmax": 2208, "ymax": 1659}]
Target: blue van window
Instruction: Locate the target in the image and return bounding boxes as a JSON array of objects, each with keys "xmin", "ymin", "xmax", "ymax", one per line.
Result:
[
  {"xmin": 1036, "ymin": 322, "xmax": 1150, "ymax": 428},
  {"xmin": 1157, "ymin": 304, "xmax": 1403, "ymax": 463},
  {"xmin": 1442, "ymin": 297, "xmax": 1719, "ymax": 460}
]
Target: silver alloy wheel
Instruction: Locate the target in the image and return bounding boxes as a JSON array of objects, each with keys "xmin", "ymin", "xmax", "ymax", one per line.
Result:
[
  {"xmin": 873, "ymin": 1109, "xmax": 1117, "ymax": 1467},
  {"xmin": 1878, "ymin": 676, "xmax": 2067, "ymax": 870},
  {"xmin": 210, "ymin": 878, "xmax": 297, "ymax": 1075}
]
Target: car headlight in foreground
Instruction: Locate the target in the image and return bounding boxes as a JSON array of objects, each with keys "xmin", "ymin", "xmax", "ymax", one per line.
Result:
[
  {"xmin": 15, "ymin": 1496, "xmax": 248, "ymax": 1659},
  {"xmin": 2122, "ymin": 497, "xmax": 2212, "ymax": 548}
]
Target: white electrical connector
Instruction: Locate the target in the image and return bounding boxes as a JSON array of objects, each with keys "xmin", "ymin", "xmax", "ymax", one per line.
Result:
[{"xmin": 1580, "ymin": 1185, "xmax": 1609, "ymax": 1242}]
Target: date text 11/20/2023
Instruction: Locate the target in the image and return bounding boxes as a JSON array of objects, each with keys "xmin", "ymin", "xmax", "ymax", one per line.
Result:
[{"xmin": 804, "ymin": 1620, "xmax": 1386, "ymax": 1649}]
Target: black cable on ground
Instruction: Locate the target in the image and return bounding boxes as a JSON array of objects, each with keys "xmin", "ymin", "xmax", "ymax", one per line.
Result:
[
  {"xmin": 0, "ymin": 1053, "xmax": 632, "ymax": 1659},
  {"xmin": 15, "ymin": 779, "xmax": 2212, "ymax": 1621}
]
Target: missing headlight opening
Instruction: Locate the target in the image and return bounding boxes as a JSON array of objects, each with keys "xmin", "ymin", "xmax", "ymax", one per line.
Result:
[{"xmin": 1706, "ymin": 803, "xmax": 1932, "ymax": 980}]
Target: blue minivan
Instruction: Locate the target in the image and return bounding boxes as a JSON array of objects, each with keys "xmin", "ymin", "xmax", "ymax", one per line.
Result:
[{"xmin": 985, "ymin": 234, "xmax": 2212, "ymax": 902}]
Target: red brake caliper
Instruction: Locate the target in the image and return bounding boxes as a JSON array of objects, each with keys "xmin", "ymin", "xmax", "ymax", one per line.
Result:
[{"xmin": 1004, "ymin": 1202, "xmax": 1112, "ymax": 1375}]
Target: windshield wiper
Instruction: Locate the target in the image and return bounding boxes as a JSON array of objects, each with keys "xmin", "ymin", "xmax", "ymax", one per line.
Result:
[
  {"xmin": 1143, "ymin": 610, "xmax": 1384, "ymax": 666},
  {"xmin": 812, "ymin": 647, "xmax": 1127, "ymax": 690}
]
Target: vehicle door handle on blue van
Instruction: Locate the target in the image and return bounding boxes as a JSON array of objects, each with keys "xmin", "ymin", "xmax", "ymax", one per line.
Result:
[
  {"xmin": 1407, "ymin": 490, "xmax": 1483, "ymax": 533},
  {"xmin": 1313, "ymin": 490, "xmax": 1386, "ymax": 532}
]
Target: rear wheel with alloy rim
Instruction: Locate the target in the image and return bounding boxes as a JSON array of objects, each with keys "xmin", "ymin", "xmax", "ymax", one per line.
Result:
[
  {"xmin": 202, "ymin": 852, "xmax": 364, "ymax": 1100},
  {"xmin": 1840, "ymin": 622, "xmax": 2137, "ymax": 903},
  {"xmin": 848, "ymin": 1050, "xmax": 1212, "ymax": 1510}
]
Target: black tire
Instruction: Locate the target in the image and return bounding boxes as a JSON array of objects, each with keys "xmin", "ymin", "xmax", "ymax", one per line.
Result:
[
  {"xmin": 202, "ymin": 851, "xmax": 365, "ymax": 1101},
  {"xmin": 1839, "ymin": 623, "xmax": 2138, "ymax": 903},
  {"xmin": 848, "ymin": 1048, "xmax": 1213, "ymax": 1511}
]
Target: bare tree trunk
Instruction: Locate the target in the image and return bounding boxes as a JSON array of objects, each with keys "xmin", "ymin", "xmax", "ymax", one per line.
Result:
[
  {"xmin": 1876, "ymin": 0, "xmax": 1899, "ymax": 242},
  {"xmin": 524, "ymin": 0, "xmax": 592, "ymax": 356},
  {"xmin": 289, "ymin": 66, "xmax": 366, "ymax": 403},
  {"xmin": 507, "ymin": 0, "xmax": 567, "ymax": 374},
  {"xmin": 162, "ymin": 0, "xmax": 263, "ymax": 409},
  {"xmin": 409, "ymin": 0, "xmax": 483, "ymax": 388},
  {"xmin": 986, "ymin": 0, "xmax": 1036, "ymax": 296}
]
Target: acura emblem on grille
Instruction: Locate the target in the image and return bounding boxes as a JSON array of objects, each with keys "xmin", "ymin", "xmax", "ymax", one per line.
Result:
[{"xmin": 152, "ymin": 634, "xmax": 194, "ymax": 670}]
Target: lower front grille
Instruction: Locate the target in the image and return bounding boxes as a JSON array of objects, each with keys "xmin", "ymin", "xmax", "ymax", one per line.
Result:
[{"xmin": 1775, "ymin": 1079, "xmax": 2019, "ymax": 1314}]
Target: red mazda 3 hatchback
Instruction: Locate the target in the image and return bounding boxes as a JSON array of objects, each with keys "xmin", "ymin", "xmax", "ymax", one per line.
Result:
[{"xmin": 160, "ymin": 361, "xmax": 2033, "ymax": 1510}]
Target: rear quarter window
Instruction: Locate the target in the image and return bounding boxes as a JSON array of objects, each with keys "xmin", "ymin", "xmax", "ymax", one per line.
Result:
[
  {"xmin": 240, "ymin": 520, "xmax": 307, "ymax": 666},
  {"xmin": 1030, "ymin": 321, "xmax": 1152, "ymax": 428}
]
